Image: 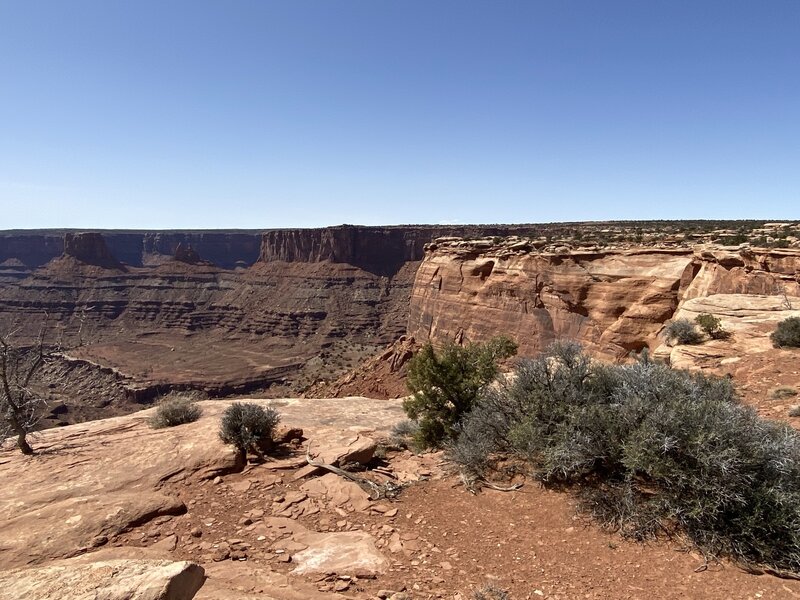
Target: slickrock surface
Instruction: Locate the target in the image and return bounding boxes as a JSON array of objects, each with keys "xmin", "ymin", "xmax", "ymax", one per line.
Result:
[
  {"xmin": 3, "ymin": 396, "xmax": 800, "ymax": 599},
  {"xmin": 0, "ymin": 397, "xmax": 403, "ymax": 570}
]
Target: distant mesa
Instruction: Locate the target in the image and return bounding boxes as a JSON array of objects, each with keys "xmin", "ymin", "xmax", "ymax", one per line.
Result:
[{"xmin": 63, "ymin": 232, "xmax": 123, "ymax": 269}]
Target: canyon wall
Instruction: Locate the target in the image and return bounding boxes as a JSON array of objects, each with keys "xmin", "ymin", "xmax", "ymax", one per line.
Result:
[
  {"xmin": 3, "ymin": 225, "xmax": 799, "ymax": 420},
  {"xmin": 0, "ymin": 230, "xmax": 262, "ymax": 268},
  {"xmin": 407, "ymin": 239, "xmax": 800, "ymax": 359},
  {"xmin": 0, "ymin": 226, "xmax": 539, "ymax": 423}
]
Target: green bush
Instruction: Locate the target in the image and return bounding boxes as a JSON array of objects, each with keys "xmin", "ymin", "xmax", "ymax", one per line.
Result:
[
  {"xmin": 695, "ymin": 313, "xmax": 728, "ymax": 339},
  {"xmin": 664, "ymin": 318, "xmax": 703, "ymax": 345},
  {"xmin": 772, "ymin": 317, "xmax": 800, "ymax": 348},
  {"xmin": 149, "ymin": 393, "xmax": 202, "ymax": 429},
  {"xmin": 219, "ymin": 403, "xmax": 280, "ymax": 458},
  {"xmin": 453, "ymin": 343, "xmax": 800, "ymax": 573},
  {"xmin": 403, "ymin": 336, "xmax": 517, "ymax": 449}
]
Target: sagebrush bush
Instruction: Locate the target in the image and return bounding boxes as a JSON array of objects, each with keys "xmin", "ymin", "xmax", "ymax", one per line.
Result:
[
  {"xmin": 403, "ymin": 336, "xmax": 517, "ymax": 449},
  {"xmin": 772, "ymin": 386, "xmax": 799, "ymax": 400},
  {"xmin": 452, "ymin": 342, "xmax": 800, "ymax": 573},
  {"xmin": 149, "ymin": 393, "xmax": 202, "ymax": 428},
  {"xmin": 472, "ymin": 584, "xmax": 510, "ymax": 600},
  {"xmin": 772, "ymin": 317, "xmax": 800, "ymax": 348},
  {"xmin": 388, "ymin": 419, "xmax": 419, "ymax": 449},
  {"xmin": 219, "ymin": 403, "xmax": 280, "ymax": 457},
  {"xmin": 663, "ymin": 318, "xmax": 703, "ymax": 345}
]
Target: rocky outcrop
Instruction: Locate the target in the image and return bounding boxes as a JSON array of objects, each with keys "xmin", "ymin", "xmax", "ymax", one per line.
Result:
[
  {"xmin": 304, "ymin": 336, "xmax": 418, "ymax": 399},
  {"xmin": 0, "ymin": 555, "xmax": 205, "ymax": 600},
  {"xmin": 0, "ymin": 397, "xmax": 404, "ymax": 569},
  {"xmin": 259, "ymin": 225, "xmax": 541, "ymax": 276},
  {"xmin": 0, "ymin": 409, "xmax": 241, "ymax": 568},
  {"xmin": 407, "ymin": 239, "xmax": 800, "ymax": 359},
  {"xmin": 64, "ymin": 232, "xmax": 123, "ymax": 269}
]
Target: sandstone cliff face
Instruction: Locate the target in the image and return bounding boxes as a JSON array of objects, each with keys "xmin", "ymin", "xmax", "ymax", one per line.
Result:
[{"xmin": 407, "ymin": 240, "xmax": 800, "ymax": 360}]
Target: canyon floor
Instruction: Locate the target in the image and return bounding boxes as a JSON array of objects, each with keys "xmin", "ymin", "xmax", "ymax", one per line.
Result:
[{"xmin": 3, "ymin": 382, "xmax": 800, "ymax": 600}]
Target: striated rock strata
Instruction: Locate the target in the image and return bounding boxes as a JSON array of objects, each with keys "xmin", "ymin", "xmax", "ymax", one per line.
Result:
[
  {"xmin": 407, "ymin": 239, "xmax": 800, "ymax": 359},
  {"xmin": 0, "ymin": 226, "xmax": 541, "ymax": 422}
]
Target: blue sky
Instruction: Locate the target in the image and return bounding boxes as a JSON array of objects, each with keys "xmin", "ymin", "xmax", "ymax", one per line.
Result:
[{"xmin": 1, "ymin": 1, "xmax": 798, "ymax": 229}]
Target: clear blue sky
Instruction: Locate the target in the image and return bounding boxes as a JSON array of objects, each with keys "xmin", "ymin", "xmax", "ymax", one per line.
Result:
[{"xmin": 1, "ymin": 1, "xmax": 798, "ymax": 229}]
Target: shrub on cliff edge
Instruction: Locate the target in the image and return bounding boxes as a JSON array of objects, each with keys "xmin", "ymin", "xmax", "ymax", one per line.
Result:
[
  {"xmin": 695, "ymin": 313, "xmax": 728, "ymax": 339},
  {"xmin": 403, "ymin": 336, "xmax": 517, "ymax": 449},
  {"xmin": 219, "ymin": 402, "xmax": 280, "ymax": 459},
  {"xmin": 149, "ymin": 392, "xmax": 203, "ymax": 429}
]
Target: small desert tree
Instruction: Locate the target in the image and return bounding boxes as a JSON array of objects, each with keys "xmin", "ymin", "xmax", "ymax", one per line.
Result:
[
  {"xmin": 695, "ymin": 313, "xmax": 727, "ymax": 339},
  {"xmin": 403, "ymin": 335, "xmax": 517, "ymax": 449},
  {"xmin": 0, "ymin": 330, "xmax": 49, "ymax": 455}
]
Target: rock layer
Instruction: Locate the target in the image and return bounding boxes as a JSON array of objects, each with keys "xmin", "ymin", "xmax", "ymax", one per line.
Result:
[{"xmin": 407, "ymin": 239, "xmax": 800, "ymax": 359}]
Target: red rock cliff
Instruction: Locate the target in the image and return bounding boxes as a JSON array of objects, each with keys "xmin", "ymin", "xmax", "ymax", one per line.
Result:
[{"xmin": 407, "ymin": 239, "xmax": 800, "ymax": 360}]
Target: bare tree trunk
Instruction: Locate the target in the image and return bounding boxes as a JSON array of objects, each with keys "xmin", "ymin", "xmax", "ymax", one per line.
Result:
[{"xmin": 8, "ymin": 413, "xmax": 33, "ymax": 455}]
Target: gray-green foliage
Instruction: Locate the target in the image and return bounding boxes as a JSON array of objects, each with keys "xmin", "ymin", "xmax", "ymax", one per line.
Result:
[
  {"xmin": 472, "ymin": 584, "xmax": 510, "ymax": 600},
  {"xmin": 451, "ymin": 342, "xmax": 800, "ymax": 573},
  {"xmin": 149, "ymin": 392, "xmax": 203, "ymax": 429},
  {"xmin": 664, "ymin": 318, "xmax": 703, "ymax": 345},
  {"xmin": 403, "ymin": 336, "xmax": 517, "ymax": 449},
  {"xmin": 219, "ymin": 402, "xmax": 280, "ymax": 457},
  {"xmin": 772, "ymin": 317, "xmax": 800, "ymax": 348}
]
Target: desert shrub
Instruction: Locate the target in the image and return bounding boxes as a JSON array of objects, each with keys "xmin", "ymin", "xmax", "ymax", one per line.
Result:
[
  {"xmin": 452, "ymin": 343, "xmax": 800, "ymax": 573},
  {"xmin": 219, "ymin": 403, "xmax": 280, "ymax": 458},
  {"xmin": 472, "ymin": 584, "xmax": 510, "ymax": 600},
  {"xmin": 149, "ymin": 392, "xmax": 202, "ymax": 428},
  {"xmin": 789, "ymin": 405, "xmax": 800, "ymax": 418},
  {"xmin": 695, "ymin": 313, "xmax": 728, "ymax": 339},
  {"xmin": 388, "ymin": 419, "xmax": 419, "ymax": 449},
  {"xmin": 664, "ymin": 318, "xmax": 703, "ymax": 345},
  {"xmin": 772, "ymin": 317, "xmax": 800, "ymax": 348},
  {"xmin": 403, "ymin": 336, "xmax": 517, "ymax": 449},
  {"xmin": 772, "ymin": 386, "xmax": 799, "ymax": 400}
]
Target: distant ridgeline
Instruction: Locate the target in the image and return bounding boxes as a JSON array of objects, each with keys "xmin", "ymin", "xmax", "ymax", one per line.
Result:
[{"xmin": 1, "ymin": 220, "xmax": 793, "ymax": 272}]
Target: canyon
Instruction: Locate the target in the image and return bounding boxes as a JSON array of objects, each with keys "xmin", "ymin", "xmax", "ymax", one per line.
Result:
[
  {"xmin": 0, "ymin": 225, "xmax": 539, "ymax": 424},
  {"xmin": 3, "ymin": 223, "xmax": 800, "ymax": 600},
  {"xmin": 1, "ymin": 223, "xmax": 798, "ymax": 424}
]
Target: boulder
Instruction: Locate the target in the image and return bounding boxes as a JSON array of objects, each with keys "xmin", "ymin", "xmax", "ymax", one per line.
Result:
[{"xmin": 0, "ymin": 557, "xmax": 204, "ymax": 600}]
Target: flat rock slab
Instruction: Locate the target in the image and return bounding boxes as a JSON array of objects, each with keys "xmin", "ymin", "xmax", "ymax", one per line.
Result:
[
  {"xmin": 0, "ymin": 557, "xmax": 205, "ymax": 600},
  {"xmin": 300, "ymin": 473, "xmax": 372, "ymax": 512},
  {"xmin": 292, "ymin": 530, "xmax": 388, "ymax": 576},
  {"xmin": 0, "ymin": 408, "xmax": 240, "ymax": 569}
]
